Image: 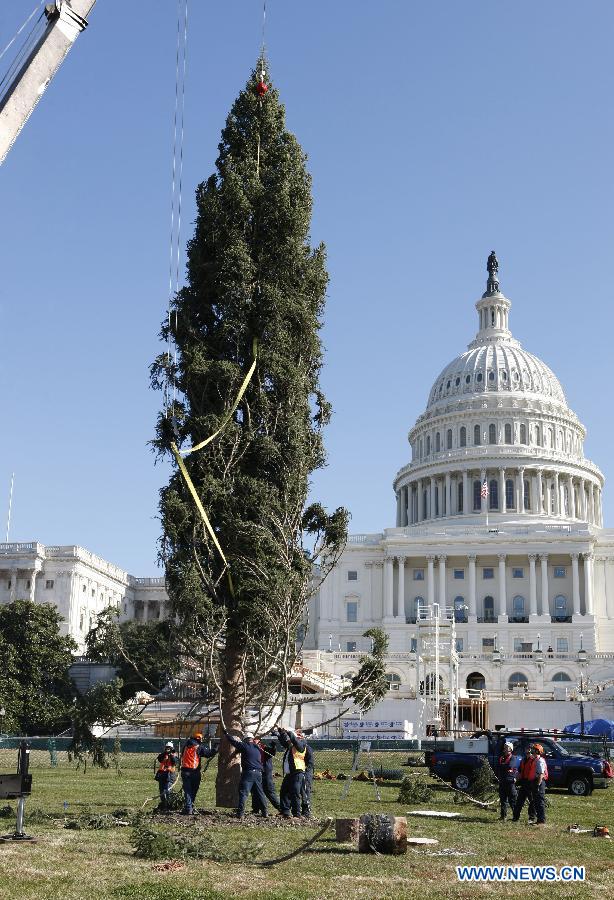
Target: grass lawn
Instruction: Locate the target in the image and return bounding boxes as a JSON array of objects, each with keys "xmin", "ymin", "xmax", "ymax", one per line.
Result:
[{"xmin": 0, "ymin": 749, "xmax": 612, "ymax": 899}]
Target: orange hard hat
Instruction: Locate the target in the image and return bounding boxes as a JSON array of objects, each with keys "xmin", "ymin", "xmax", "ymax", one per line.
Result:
[
  {"xmin": 194, "ymin": 732, "xmax": 203, "ymax": 741},
  {"xmin": 531, "ymin": 743, "xmax": 544, "ymax": 754}
]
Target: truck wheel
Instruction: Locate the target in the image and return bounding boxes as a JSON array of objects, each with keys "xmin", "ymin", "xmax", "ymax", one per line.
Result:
[
  {"xmin": 568, "ymin": 777, "xmax": 592, "ymax": 796},
  {"xmin": 452, "ymin": 771, "xmax": 472, "ymax": 791}
]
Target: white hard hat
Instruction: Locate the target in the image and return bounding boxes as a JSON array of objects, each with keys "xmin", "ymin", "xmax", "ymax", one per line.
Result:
[
  {"xmin": 165, "ymin": 741, "xmax": 174, "ymax": 749},
  {"xmin": 503, "ymin": 742, "xmax": 514, "ymax": 751}
]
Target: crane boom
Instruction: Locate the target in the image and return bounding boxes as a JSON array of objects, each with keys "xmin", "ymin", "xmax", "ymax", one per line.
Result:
[{"xmin": 0, "ymin": 1, "xmax": 96, "ymax": 165}]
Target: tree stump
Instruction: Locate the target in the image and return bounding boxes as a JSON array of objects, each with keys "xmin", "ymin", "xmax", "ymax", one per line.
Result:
[
  {"xmin": 358, "ymin": 814, "xmax": 407, "ymax": 855},
  {"xmin": 335, "ymin": 818, "xmax": 360, "ymax": 843}
]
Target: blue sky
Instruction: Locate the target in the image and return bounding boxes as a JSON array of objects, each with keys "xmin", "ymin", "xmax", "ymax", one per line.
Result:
[{"xmin": 1, "ymin": 1, "xmax": 614, "ymax": 574}]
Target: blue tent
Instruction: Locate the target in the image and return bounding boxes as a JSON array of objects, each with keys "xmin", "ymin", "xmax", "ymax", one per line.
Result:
[{"xmin": 563, "ymin": 719, "xmax": 614, "ymax": 741}]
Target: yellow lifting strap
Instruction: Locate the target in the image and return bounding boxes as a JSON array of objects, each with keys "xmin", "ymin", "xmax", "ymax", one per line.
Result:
[{"xmin": 169, "ymin": 338, "xmax": 259, "ymax": 597}]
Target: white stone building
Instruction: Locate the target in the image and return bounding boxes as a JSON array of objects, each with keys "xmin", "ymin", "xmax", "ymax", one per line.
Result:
[
  {"xmin": 301, "ymin": 254, "xmax": 614, "ymax": 721},
  {"xmin": 0, "ymin": 541, "xmax": 167, "ymax": 652}
]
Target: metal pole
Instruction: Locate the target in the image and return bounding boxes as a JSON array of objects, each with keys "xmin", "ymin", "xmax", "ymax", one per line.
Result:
[{"xmin": 6, "ymin": 471, "xmax": 14, "ymax": 542}]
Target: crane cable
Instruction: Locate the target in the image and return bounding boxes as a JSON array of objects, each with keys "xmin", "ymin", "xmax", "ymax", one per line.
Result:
[
  {"xmin": 0, "ymin": 2, "xmax": 46, "ymax": 97},
  {"xmin": 166, "ymin": 0, "xmax": 189, "ymax": 419}
]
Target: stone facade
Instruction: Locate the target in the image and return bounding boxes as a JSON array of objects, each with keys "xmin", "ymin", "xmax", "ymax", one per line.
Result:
[{"xmin": 0, "ymin": 542, "xmax": 167, "ymax": 652}]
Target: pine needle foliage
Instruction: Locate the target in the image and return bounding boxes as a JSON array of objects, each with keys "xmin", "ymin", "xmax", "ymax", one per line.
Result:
[{"xmin": 151, "ymin": 60, "xmax": 348, "ymax": 729}]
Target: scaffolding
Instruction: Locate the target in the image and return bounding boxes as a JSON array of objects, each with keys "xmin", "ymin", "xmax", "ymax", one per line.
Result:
[{"xmin": 415, "ymin": 602, "xmax": 460, "ymax": 739}]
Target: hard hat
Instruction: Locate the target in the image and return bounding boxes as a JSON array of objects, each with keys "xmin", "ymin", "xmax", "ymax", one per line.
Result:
[
  {"xmin": 531, "ymin": 743, "xmax": 544, "ymax": 754},
  {"xmin": 165, "ymin": 741, "xmax": 174, "ymax": 749},
  {"xmin": 194, "ymin": 732, "xmax": 203, "ymax": 741},
  {"xmin": 243, "ymin": 731, "xmax": 255, "ymax": 740},
  {"xmin": 503, "ymin": 742, "xmax": 513, "ymax": 752}
]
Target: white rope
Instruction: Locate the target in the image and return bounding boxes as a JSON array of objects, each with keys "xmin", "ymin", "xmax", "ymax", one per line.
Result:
[{"xmin": 0, "ymin": 1, "xmax": 44, "ymax": 64}]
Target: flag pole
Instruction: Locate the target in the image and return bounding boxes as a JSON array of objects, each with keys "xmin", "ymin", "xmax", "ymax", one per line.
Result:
[{"xmin": 5, "ymin": 472, "xmax": 14, "ymax": 543}]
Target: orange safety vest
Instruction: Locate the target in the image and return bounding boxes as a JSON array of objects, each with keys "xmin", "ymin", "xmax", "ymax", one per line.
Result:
[
  {"xmin": 157, "ymin": 752, "xmax": 176, "ymax": 774},
  {"xmin": 291, "ymin": 746, "xmax": 307, "ymax": 772},
  {"xmin": 181, "ymin": 743, "xmax": 200, "ymax": 770},
  {"xmin": 518, "ymin": 756, "xmax": 536, "ymax": 781}
]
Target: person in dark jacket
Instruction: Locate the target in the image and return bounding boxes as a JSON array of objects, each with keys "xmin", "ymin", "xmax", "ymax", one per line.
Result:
[
  {"xmin": 496, "ymin": 741, "xmax": 518, "ymax": 820},
  {"xmin": 251, "ymin": 738, "xmax": 280, "ymax": 814},
  {"xmin": 224, "ymin": 729, "xmax": 269, "ymax": 819},
  {"xmin": 277, "ymin": 727, "xmax": 307, "ymax": 817},
  {"xmin": 155, "ymin": 741, "xmax": 179, "ymax": 811},
  {"xmin": 180, "ymin": 732, "xmax": 217, "ymax": 815},
  {"xmin": 301, "ymin": 742, "xmax": 315, "ymax": 817}
]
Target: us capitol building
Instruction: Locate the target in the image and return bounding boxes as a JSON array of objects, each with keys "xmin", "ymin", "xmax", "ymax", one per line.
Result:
[{"xmin": 301, "ymin": 254, "xmax": 614, "ymax": 714}]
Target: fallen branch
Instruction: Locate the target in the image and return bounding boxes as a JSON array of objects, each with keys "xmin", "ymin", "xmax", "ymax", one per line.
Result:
[{"xmin": 259, "ymin": 817, "xmax": 333, "ymax": 867}]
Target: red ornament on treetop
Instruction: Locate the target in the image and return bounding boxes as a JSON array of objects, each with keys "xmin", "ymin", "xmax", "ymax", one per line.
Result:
[{"xmin": 256, "ymin": 80, "xmax": 268, "ymax": 97}]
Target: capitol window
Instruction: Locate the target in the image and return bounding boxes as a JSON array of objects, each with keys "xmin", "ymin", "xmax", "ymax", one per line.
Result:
[
  {"xmin": 465, "ymin": 374, "xmax": 471, "ymax": 384},
  {"xmin": 489, "ymin": 479, "xmax": 498, "ymax": 509},
  {"xmin": 457, "ymin": 481, "xmax": 464, "ymax": 512},
  {"xmin": 413, "ymin": 569, "xmax": 424, "ymax": 580},
  {"xmin": 346, "ymin": 641, "xmax": 357, "ymax": 652},
  {"xmin": 473, "ymin": 480, "xmax": 481, "ymax": 510},
  {"xmin": 556, "ymin": 639, "xmax": 569, "ymax": 653},
  {"xmin": 386, "ymin": 673, "xmax": 401, "ymax": 691},
  {"xmin": 513, "ymin": 638, "xmax": 524, "ymax": 651},
  {"xmin": 474, "ymin": 425, "xmax": 481, "ymax": 445},
  {"xmin": 45, "ymin": 580, "xmax": 54, "ymax": 589},
  {"xmin": 348, "ymin": 570, "xmax": 358, "ymax": 581},
  {"xmin": 426, "ymin": 436, "xmax": 431, "ymax": 455},
  {"xmin": 483, "ymin": 596, "xmax": 495, "ymax": 622},
  {"xmin": 512, "ymin": 567, "xmax": 524, "ymax": 578},
  {"xmin": 520, "ymin": 423, "xmax": 527, "ymax": 444},
  {"xmin": 483, "ymin": 568, "xmax": 494, "ymax": 579},
  {"xmin": 476, "ymin": 372, "xmax": 483, "ymax": 383},
  {"xmin": 505, "ymin": 423, "xmax": 512, "ymax": 444},
  {"xmin": 554, "ymin": 566, "xmax": 566, "ymax": 578},
  {"xmin": 455, "ymin": 377, "xmax": 460, "ymax": 386},
  {"xmin": 488, "ymin": 371, "xmax": 495, "ymax": 381},
  {"xmin": 455, "ymin": 637, "xmax": 464, "ymax": 652},
  {"xmin": 447, "ymin": 429, "xmax": 452, "ymax": 449},
  {"xmin": 453, "ymin": 569, "xmax": 464, "ymax": 579},
  {"xmin": 489, "ymin": 423, "xmax": 497, "ymax": 444},
  {"xmin": 460, "ymin": 426, "xmax": 466, "ymax": 447},
  {"xmin": 552, "ymin": 671, "xmax": 571, "ymax": 681},
  {"xmin": 508, "ymin": 672, "xmax": 528, "ymax": 690},
  {"xmin": 346, "ymin": 601, "xmax": 358, "ymax": 622},
  {"xmin": 505, "ymin": 479, "xmax": 515, "ymax": 509}
]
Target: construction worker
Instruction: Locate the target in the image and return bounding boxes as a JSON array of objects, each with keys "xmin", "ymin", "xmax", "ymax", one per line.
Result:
[
  {"xmin": 251, "ymin": 737, "xmax": 280, "ymax": 814},
  {"xmin": 301, "ymin": 739, "xmax": 315, "ymax": 817},
  {"xmin": 277, "ymin": 727, "xmax": 307, "ymax": 817},
  {"xmin": 496, "ymin": 740, "xmax": 518, "ymax": 820},
  {"xmin": 529, "ymin": 743, "xmax": 548, "ymax": 826},
  {"xmin": 155, "ymin": 741, "xmax": 178, "ymax": 811},
  {"xmin": 180, "ymin": 731, "xmax": 217, "ymax": 815},
  {"xmin": 223, "ymin": 728, "xmax": 269, "ymax": 819},
  {"xmin": 512, "ymin": 743, "xmax": 546, "ymax": 825}
]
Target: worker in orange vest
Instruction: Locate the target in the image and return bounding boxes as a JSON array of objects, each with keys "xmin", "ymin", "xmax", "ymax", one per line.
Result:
[
  {"xmin": 180, "ymin": 732, "xmax": 217, "ymax": 815},
  {"xmin": 154, "ymin": 741, "xmax": 178, "ymax": 811},
  {"xmin": 512, "ymin": 743, "xmax": 547, "ymax": 825}
]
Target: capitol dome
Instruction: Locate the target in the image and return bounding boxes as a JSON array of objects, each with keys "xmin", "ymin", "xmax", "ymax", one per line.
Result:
[{"xmin": 394, "ymin": 253, "xmax": 604, "ymax": 528}]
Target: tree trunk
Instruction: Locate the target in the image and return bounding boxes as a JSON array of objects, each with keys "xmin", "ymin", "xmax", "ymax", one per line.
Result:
[
  {"xmin": 215, "ymin": 633, "xmax": 244, "ymax": 808},
  {"xmin": 358, "ymin": 815, "xmax": 407, "ymax": 855}
]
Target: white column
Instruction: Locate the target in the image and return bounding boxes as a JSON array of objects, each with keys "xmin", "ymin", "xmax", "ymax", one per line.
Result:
[
  {"xmin": 589, "ymin": 484, "xmax": 595, "ymax": 525},
  {"xmin": 540, "ymin": 554, "xmax": 549, "ymax": 618},
  {"xmin": 396, "ymin": 492, "xmax": 401, "ymax": 526},
  {"xmin": 462, "ymin": 471, "xmax": 468, "ymax": 515},
  {"xmin": 480, "ymin": 468, "xmax": 487, "ymax": 513},
  {"xmin": 430, "ymin": 477, "xmax": 435, "ymax": 520},
  {"xmin": 498, "ymin": 554, "xmax": 507, "ymax": 620},
  {"xmin": 384, "ymin": 555, "xmax": 394, "ymax": 619},
  {"xmin": 363, "ymin": 562, "xmax": 373, "ymax": 623},
  {"xmin": 468, "ymin": 554, "xmax": 477, "ymax": 618},
  {"xmin": 426, "ymin": 554, "xmax": 435, "ymax": 607},
  {"xmin": 553, "ymin": 472, "xmax": 560, "ymax": 516},
  {"xmin": 417, "ymin": 479, "xmax": 423, "ymax": 522},
  {"xmin": 396, "ymin": 556, "xmax": 405, "ymax": 620},
  {"xmin": 9, "ymin": 567, "xmax": 18, "ymax": 603},
  {"xmin": 445, "ymin": 472, "xmax": 451, "ymax": 517},
  {"xmin": 528, "ymin": 554, "xmax": 537, "ymax": 617},
  {"xmin": 519, "ymin": 467, "xmax": 526, "ymax": 513},
  {"xmin": 499, "ymin": 467, "xmax": 506, "ymax": 513},
  {"xmin": 438, "ymin": 554, "xmax": 447, "ymax": 614},
  {"xmin": 536, "ymin": 469, "xmax": 543, "ymax": 514},
  {"xmin": 571, "ymin": 553, "xmax": 581, "ymax": 617},
  {"xmin": 583, "ymin": 553, "xmax": 594, "ymax": 615},
  {"xmin": 569, "ymin": 476, "xmax": 576, "ymax": 519},
  {"xmin": 581, "ymin": 480, "xmax": 587, "ymax": 520}
]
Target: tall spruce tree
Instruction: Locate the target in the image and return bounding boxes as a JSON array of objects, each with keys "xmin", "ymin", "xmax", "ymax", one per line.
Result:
[{"xmin": 152, "ymin": 62, "xmax": 348, "ymax": 806}]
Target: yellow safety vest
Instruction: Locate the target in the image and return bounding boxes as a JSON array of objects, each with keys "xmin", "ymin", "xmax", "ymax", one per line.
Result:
[{"xmin": 292, "ymin": 747, "xmax": 307, "ymax": 772}]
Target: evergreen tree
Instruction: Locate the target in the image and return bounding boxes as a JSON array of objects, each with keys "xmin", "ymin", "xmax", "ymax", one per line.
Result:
[
  {"xmin": 152, "ymin": 61, "xmax": 348, "ymax": 805},
  {"xmin": 0, "ymin": 600, "xmax": 76, "ymax": 734}
]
